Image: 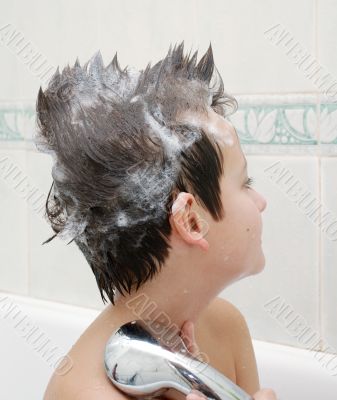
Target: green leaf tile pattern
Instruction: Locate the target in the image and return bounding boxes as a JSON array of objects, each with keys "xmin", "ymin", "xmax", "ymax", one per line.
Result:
[
  {"xmin": 1, "ymin": 100, "xmax": 336, "ymax": 148},
  {"xmin": 228, "ymin": 102, "xmax": 318, "ymax": 145},
  {"xmin": 0, "ymin": 106, "xmax": 35, "ymax": 141}
]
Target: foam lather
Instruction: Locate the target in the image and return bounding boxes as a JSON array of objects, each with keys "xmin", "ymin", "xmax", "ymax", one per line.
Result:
[{"xmin": 104, "ymin": 319, "xmax": 253, "ymax": 400}]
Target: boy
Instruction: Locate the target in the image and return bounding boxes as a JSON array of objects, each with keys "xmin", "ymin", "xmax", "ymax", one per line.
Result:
[{"xmin": 35, "ymin": 41, "xmax": 276, "ymax": 399}]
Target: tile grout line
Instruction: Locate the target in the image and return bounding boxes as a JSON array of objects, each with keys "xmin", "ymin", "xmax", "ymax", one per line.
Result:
[
  {"xmin": 314, "ymin": 0, "xmax": 323, "ymax": 353},
  {"xmin": 25, "ymin": 145, "xmax": 31, "ymax": 297}
]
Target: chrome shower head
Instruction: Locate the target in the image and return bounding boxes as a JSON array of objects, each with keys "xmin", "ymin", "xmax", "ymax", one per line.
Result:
[{"xmin": 104, "ymin": 319, "xmax": 253, "ymax": 400}]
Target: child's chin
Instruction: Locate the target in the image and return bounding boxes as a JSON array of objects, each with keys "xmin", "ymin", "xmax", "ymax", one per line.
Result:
[{"xmin": 255, "ymin": 254, "xmax": 266, "ymax": 274}]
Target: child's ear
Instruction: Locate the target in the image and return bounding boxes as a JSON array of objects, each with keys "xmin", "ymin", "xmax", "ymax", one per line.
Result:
[{"xmin": 169, "ymin": 192, "xmax": 209, "ymax": 252}]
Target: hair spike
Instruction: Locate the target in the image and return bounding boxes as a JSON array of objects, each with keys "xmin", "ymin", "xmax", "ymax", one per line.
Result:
[
  {"xmin": 111, "ymin": 52, "xmax": 125, "ymax": 76},
  {"xmin": 91, "ymin": 50, "xmax": 104, "ymax": 71},
  {"xmin": 195, "ymin": 42, "xmax": 214, "ymax": 84},
  {"xmin": 74, "ymin": 56, "xmax": 81, "ymax": 68}
]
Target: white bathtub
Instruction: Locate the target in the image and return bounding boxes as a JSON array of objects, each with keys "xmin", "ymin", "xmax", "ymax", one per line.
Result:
[{"xmin": 1, "ymin": 292, "xmax": 336, "ymax": 399}]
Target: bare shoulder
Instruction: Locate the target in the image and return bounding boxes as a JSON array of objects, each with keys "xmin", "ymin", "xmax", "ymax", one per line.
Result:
[
  {"xmin": 43, "ymin": 308, "xmax": 133, "ymax": 400},
  {"xmin": 206, "ymin": 296, "xmax": 260, "ymax": 396},
  {"xmin": 207, "ymin": 296, "xmax": 245, "ymax": 321},
  {"xmin": 197, "ymin": 296, "xmax": 247, "ymax": 334}
]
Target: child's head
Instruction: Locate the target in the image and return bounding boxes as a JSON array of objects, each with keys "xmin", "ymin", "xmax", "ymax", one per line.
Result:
[
  {"xmin": 35, "ymin": 41, "xmax": 266, "ymax": 306},
  {"xmin": 175, "ymin": 108, "xmax": 267, "ymax": 286}
]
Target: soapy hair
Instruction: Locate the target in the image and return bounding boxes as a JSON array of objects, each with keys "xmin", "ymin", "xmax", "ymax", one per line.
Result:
[{"xmin": 34, "ymin": 41, "xmax": 238, "ymax": 305}]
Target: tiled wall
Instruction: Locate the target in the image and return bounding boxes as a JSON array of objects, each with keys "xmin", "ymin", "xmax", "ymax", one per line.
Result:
[{"xmin": 1, "ymin": 0, "xmax": 337, "ymax": 358}]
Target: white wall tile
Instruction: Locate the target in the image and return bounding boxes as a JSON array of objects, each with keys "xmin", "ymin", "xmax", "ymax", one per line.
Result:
[
  {"xmin": 318, "ymin": 0, "xmax": 337, "ymax": 98},
  {"xmin": 98, "ymin": 0, "xmax": 198, "ymax": 71},
  {"xmin": 0, "ymin": 2, "xmax": 23, "ymax": 101},
  {"xmin": 0, "ymin": 149, "xmax": 28, "ymax": 294},
  {"xmin": 194, "ymin": 0, "xmax": 316, "ymax": 94},
  {"xmin": 1, "ymin": 0, "xmax": 319, "ymax": 100},
  {"xmin": 0, "ymin": 50, "xmax": 21, "ymax": 101},
  {"xmin": 222, "ymin": 155, "xmax": 320, "ymax": 350},
  {"xmin": 97, "ymin": 0, "xmax": 316, "ymax": 94},
  {"xmin": 0, "ymin": 0, "xmax": 100, "ymax": 102},
  {"xmin": 321, "ymin": 158, "xmax": 337, "ymax": 353}
]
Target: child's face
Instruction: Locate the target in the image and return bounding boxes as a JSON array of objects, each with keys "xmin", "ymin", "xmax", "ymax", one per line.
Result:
[
  {"xmin": 215, "ymin": 113, "xmax": 267, "ymax": 282},
  {"xmin": 177, "ymin": 108, "xmax": 267, "ymax": 284}
]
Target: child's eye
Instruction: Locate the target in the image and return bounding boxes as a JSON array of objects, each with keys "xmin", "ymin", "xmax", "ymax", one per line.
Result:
[{"xmin": 245, "ymin": 176, "xmax": 254, "ymax": 189}]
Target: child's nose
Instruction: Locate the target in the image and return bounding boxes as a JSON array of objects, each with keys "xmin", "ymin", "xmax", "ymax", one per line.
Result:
[{"xmin": 253, "ymin": 189, "xmax": 267, "ymax": 212}]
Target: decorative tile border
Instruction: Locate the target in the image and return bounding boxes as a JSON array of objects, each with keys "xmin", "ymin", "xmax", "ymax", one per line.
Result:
[
  {"xmin": 230, "ymin": 94, "xmax": 319, "ymax": 145},
  {"xmin": 0, "ymin": 103, "xmax": 35, "ymax": 142},
  {"xmin": 319, "ymin": 94, "xmax": 337, "ymax": 146},
  {"xmin": 231, "ymin": 94, "xmax": 337, "ymax": 155},
  {"xmin": 1, "ymin": 95, "xmax": 337, "ymax": 155}
]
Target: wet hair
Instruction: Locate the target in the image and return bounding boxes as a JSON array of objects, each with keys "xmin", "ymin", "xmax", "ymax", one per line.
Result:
[{"xmin": 34, "ymin": 40, "xmax": 238, "ymax": 305}]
